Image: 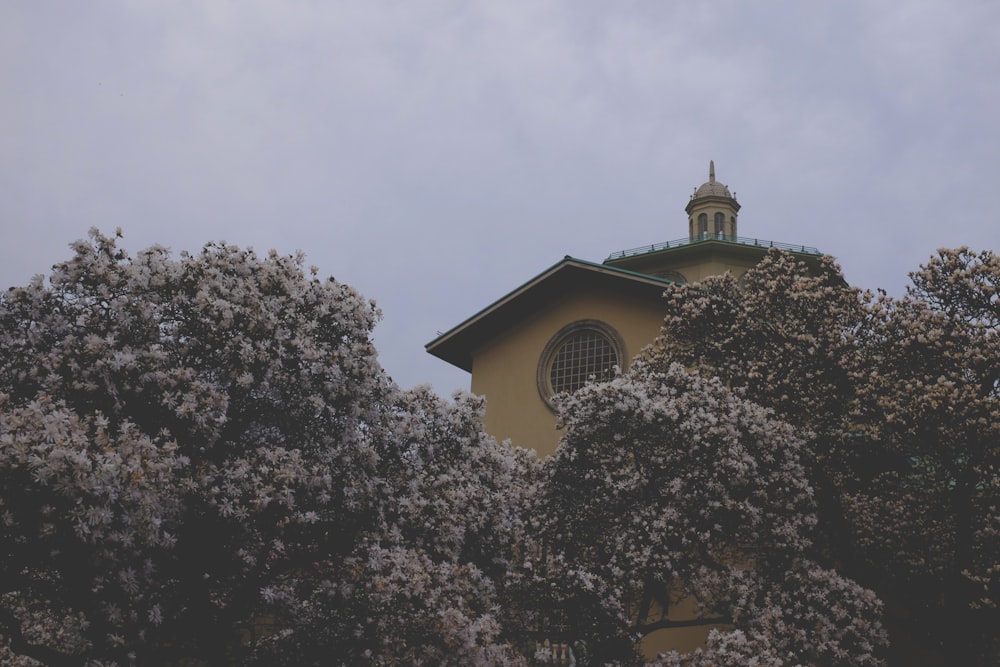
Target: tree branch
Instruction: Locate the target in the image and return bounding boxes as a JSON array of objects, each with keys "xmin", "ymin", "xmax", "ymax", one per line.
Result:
[{"xmin": 633, "ymin": 614, "xmax": 732, "ymax": 635}]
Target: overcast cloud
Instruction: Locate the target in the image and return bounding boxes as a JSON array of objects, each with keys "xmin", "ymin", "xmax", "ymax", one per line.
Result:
[{"xmin": 2, "ymin": 1, "xmax": 998, "ymax": 394}]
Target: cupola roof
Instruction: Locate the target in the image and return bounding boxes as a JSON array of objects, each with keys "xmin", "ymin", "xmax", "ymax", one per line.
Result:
[{"xmin": 690, "ymin": 160, "xmax": 736, "ymax": 201}]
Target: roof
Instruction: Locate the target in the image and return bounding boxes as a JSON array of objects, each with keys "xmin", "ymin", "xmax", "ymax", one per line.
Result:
[
  {"xmin": 605, "ymin": 235, "xmax": 822, "ymax": 263},
  {"xmin": 425, "ymin": 256, "xmax": 676, "ymax": 372},
  {"xmin": 685, "ymin": 160, "xmax": 739, "ymax": 210},
  {"xmin": 692, "ymin": 179, "xmax": 734, "ymax": 200}
]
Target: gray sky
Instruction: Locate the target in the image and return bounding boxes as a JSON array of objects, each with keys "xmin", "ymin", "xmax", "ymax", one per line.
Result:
[{"xmin": 3, "ymin": 1, "xmax": 998, "ymax": 395}]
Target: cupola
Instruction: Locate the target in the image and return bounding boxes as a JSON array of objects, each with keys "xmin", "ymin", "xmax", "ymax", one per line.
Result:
[{"xmin": 685, "ymin": 160, "xmax": 740, "ymax": 241}]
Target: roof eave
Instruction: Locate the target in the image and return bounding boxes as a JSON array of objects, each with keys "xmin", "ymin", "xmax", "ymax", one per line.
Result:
[{"xmin": 425, "ymin": 257, "xmax": 675, "ymax": 372}]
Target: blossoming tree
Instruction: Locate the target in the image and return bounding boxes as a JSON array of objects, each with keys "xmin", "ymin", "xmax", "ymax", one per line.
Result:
[
  {"xmin": 528, "ymin": 362, "xmax": 885, "ymax": 665},
  {"xmin": 535, "ymin": 362, "xmax": 887, "ymax": 666},
  {"xmin": 652, "ymin": 249, "xmax": 865, "ymax": 440},
  {"xmin": 0, "ymin": 230, "xmax": 537, "ymax": 666},
  {"xmin": 649, "ymin": 249, "xmax": 868, "ymax": 565},
  {"xmin": 651, "ymin": 247, "xmax": 1000, "ymax": 664},
  {"xmin": 850, "ymin": 247, "xmax": 1000, "ymax": 663},
  {"xmin": 5, "ymin": 229, "xmax": 989, "ymax": 665}
]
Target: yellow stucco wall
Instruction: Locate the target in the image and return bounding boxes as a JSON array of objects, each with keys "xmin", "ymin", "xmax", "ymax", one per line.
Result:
[
  {"xmin": 611, "ymin": 249, "xmax": 760, "ymax": 284},
  {"xmin": 470, "ymin": 284, "xmax": 666, "ymax": 457},
  {"xmin": 666, "ymin": 257, "xmax": 754, "ymax": 283}
]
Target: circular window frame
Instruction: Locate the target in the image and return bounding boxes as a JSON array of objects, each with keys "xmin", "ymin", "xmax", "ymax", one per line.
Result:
[
  {"xmin": 655, "ymin": 269, "xmax": 687, "ymax": 284},
  {"xmin": 537, "ymin": 319, "xmax": 626, "ymax": 411}
]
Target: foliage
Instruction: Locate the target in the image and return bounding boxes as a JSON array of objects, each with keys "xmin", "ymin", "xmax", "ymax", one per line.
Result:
[
  {"xmin": 7, "ymin": 230, "xmax": 990, "ymax": 665},
  {"xmin": 651, "ymin": 246, "xmax": 1000, "ymax": 664},
  {"xmin": 249, "ymin": 387, "xmax": 539, "ymax": 666},
  {"xmin": 851, "ymin": 247, "xmax": 1000, "ymax": 662},
  {"xmin": 0, "ymin": 229, "xmax": 537, "ymax": 666},
  {"xmin": 536, "ymin": 362, "xmax": 887, "ymax": 666},
  {"xmin": 650, "ymin": 249, "xmax": 865, "ymax": 438}
]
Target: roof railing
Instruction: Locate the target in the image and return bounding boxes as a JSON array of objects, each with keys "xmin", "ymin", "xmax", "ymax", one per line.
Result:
[{"xmin": 605, "ymin": 233, "xmax": 821, "ymax": 261}]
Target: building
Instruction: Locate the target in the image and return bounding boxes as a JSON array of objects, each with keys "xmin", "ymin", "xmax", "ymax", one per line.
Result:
[{"xmin": 426, "ymin": 162, "xmax": 823, "ymax": 457}]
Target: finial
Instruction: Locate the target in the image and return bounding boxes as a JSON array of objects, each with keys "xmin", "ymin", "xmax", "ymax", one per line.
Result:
[{"xmin": 709, "ymin": 160, "xmax": 715, "ymax": 183}]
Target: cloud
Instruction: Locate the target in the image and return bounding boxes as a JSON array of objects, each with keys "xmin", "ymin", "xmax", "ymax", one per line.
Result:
[{"xmin": 2, "ymin": 0, "xmax": 998, "ymax": 392}]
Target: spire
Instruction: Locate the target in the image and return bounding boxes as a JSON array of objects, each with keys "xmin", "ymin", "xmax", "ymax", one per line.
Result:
[{"xmin": 709, "ymin": 160, "xmax": 715, "ymax": 183}]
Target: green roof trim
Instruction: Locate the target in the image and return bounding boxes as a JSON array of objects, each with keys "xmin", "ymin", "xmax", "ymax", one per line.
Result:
[
  {"xmin": 559, "ymin": 255, "xmax": 682, "ymax": 285},
  {"xmin": 606, "ymin": 234, "xmax": 821, "ymax": 262}
]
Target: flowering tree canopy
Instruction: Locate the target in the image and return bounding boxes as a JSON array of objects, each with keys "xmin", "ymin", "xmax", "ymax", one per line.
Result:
[
  {"xmin": 850, "ymin": 247, "xmax": 1000, "ymax": 663},
  {"xmin": 651, "ymin": 247, "xmax": 1000, "ymax": 664},
  {"xmin": 649, "ymin": 250, "xmax": 871, "ymax": 578},
  {"xmin": 0, "ymin": 229, "xmax": 538, "ymax": 666},
  {"xmin": 651, "ymin": 249, "xmax": 865, "ymax": 439},
  {"xmin": 248, "ymin": 386, "xmax": 540, "ymax": 666},
  {"xmin": 3, "ymin": 231, "xmax": 993, "ymax": 665},
  {"xmin": 537, "ymin": 362, "xmax": 887, "ymax": 666}
]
